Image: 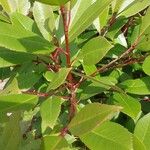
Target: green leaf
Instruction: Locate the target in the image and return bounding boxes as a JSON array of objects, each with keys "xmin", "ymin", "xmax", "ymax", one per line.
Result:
[
  {"xmin": 35, "ymin": 0, "xmax": 70, "ymax": 6},
  {"xmin": 82, "ymin": 64, "xmax": 101, "ymax": 80},
  {"xmin": 136, "ymin": 8, "xmax": 150, "ymax": 52},
  {"xmin": 40, "ymin": 97, "xmax": 63, "ymax": 132},
  {"xmin": 0, "ymin": 94, "xmax": 38, "ymax": 117},
  {"xmin": 106, "ymin": 17, "xmax": 127, "ymax": 39},
  {"xmin": 80, "ymin": 121, "xmax": 132, "ymax": 150},
  {"xmin": 16, "ymin": 63, "xmax": 43, "ymax": 90},
  {"xmin": 140, "ymin": 7, "xmax": 150, "ymax": 34},
  {"xmin": 70, "ymin": 0, "xmax": 92, "ymax": 29},
  {"xmin": 78, "ymin": 76, "xmax": 117, "ymax": 100},
  {"xmin": 79, "ymin": 76, "xmax": 117, "ymax": 100},
  {"xmin": 44, "ymin": 71, "xmax": 56, "ymax": 82},
  {"xmin": 41, "ymin": 135, "xmax": 69, "ymax": 150},
  {"xmin": 78, "ymin": 36, "xmax": 113, "ymax": 65},
  {"xmin": 0, "ymin": 67, "xmax": 11, "ymax": 80},
  {"xmin": 0, "ymin": 12, "xmax": 10, "ymax": 23},
  {"xmin": 47, "ymin": 68, "xmax": 71, "ymax": 91},
  {"xmin": 119, "ymin": 0, "xmax": 150, "ymax": 18},
  {"xmin": 0, "ymin": 0, "xmax": 31, "ymax": 15},
  {"xmin": 142, "ymin": 55, "xmax": 150, "ymax": 76},
  {"xmin": 0, "ymin": 78, "xmax": 21, "ymax": 96},
  {"xmin": 69, "ymin": 0, "xmax": 113, "ymax": 41},
  {"xmin": 68, "ymin": 103, "xmax": 122, "ymax": 136},
  {"xmin": 98, "ymin": 6, "xmax": 109, "ymax": 31},
  {"xmin": 72, "ymin": 71, "xmax": 122, "ymax": 93},
  {"xmin": 11, "ymin": 12, "xmax": 41, "ymax": 35},
  {"xmin": 0, "ymin": 47, "xmax": 36, "ymax": 68},
  {"xmin": 134, "ymin": 113, "xmax": 150, "ymax": 150},
  {"xmin": 112, "ymin": 0, "xmax": 124, "ymax": 13},
  {"xmin": 112, "ymin": 93, "xmax": 141, "ymax": 120},
  {"xmin": 33, "ymin": 2, "xmax": 55, "ymax": 41},
  {"xmin": 136, "ymin": 36, "xmax": 150, "ymax": 52},
  {"xmin": 0, "ymin": 112, "xmax": 22, "ymax": 150},
  {"xmin": 78, "ymin": 82, "xmax": 107, "ymax": 100},
  {"xmin": 19, "ymin": 132, "xmax": 41, "ymax": 150},
  {"xmin": 133, "ymin": 135, "xmax": 146, "ymax": 150},
  {"xmin": 120, "ymin": 77, "xmax": 150, "ymax": 95},
  {"xmin": 0, "ymin": 0, "xmax": 12, "ymax": 13},
  {"xmin": 0, "ymin": 21, "xmax": 55, "ymax": 54}
]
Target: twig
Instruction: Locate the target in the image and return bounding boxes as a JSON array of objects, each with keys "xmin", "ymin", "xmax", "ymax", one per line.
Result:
[
  {"xmin": 91, "ymin": 35, "xmax": 142, "ymax": 76},
  {"xmin": 60, "ymin": 5, "xmax": 77, "ymax": 124}
]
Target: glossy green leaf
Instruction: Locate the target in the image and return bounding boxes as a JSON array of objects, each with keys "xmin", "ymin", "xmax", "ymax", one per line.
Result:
[
  {"xmin": 78, "ymin": 76, "xmax": 117, "ymax": 100},
  {"xmin": 0, "ymin": 0, "xmax": 11, "ymax": 13},
  {"xmin": 0, "ymin": 78, "xmax": 20, "ymax": 95},
  {"xmin": 106, "ymin": 17, "xmax": 127, "ymax": 39},
  {"xmin": 113, "ymin": 93, "xmax": 141, "ymax": 120},
  {"xmin": 0, "ymin": 47, "xmax": 36, "ymax": 68},
  {"xmin": 80, "ymin": 122, "xmax": 132, "ymax": 150},
  {"xmin": 136, "ymin": 36, "xmax": 150, "ymax": 52},
  {"xmin": 133, "ymin": 135, "xmax": 146, "ymax": 150},
  {"xmin": 82, "ymin": 64, "xmax": 101, "ymax": 80},
  {"xmin": 119, "ymin": 0, "xmax": 150, "ymax": 18},
  {"xmin": 120, "ymin": 77, "xmax": 150, "ymax": 95},
  {"xmin": 112, "ymin": 0, "xmax": 124, "ymax": 13},
  {"xmin": 44, "ymin": 71, "xmax": 56, "ymax": 82},
  {"xmin": 16, "ymin": 63, "xmax": 43, "ymax": 90},
  {"xmin": 19, "ymin": 132, "xmax": 41, "ymax": 150},
  {"xmin": 40, "ymin": 97, "xmax": 63, "ymax": 131},
  {"xmin": 0, "ymin": 0, "xmax": 31, "ymax": 15},
  {"xmin": 11, "ymin": 12, "xmax": 41, "ymax": 35},
  {"xmin": 0, "ymin": 21, "xmax": 55, "ymax": 54},
  {"xmin": 41, "ymin": 135, "xmax": 69, "ymax": 150},
  {"xmin": 0, "ymin": 67, "xmax": 11, "ymax": 80},
  {"xmin": 0, "ymin": 12, "xmax": 10, "ymax": 23},
  {"xmin": 68, "ymin": 103, "xmax": 122, "ymax": 136},
  {"xmin": 33, "ymin": 2, "xmax": 55, "ymax": 41},
  {"xmin": 70, "ymin": 0, "xmax": 92, "ymax": 28},
  {"xmin": 0, "ymin": 94, "xmax": 38, "ymax": 116},
  {"xmin": 140, "ymin": 7, "xmax": 150, "ymax": 34},
  {"xmin": 73, "ymin": 71, "xmax": 122, "ymax": 93},
  {"xmin": 0, "ymin": 112, "xmax": 21, "ymax": 150},
  {"xmin": 130, "ymin": 24, "xmax": 141, "ymax": 44},
  {"xmin": 17, "ymin": 72, "xmax": 41, "ymax": 90},
  {"xmin": 69, "ymin": 0, "xmax": 113, "ymax": 41},
  {"xmin": 78, "ymin": 36, "xmax": 113, "ymax": 65},
  {"xmin": 134, "ymin": 113, "xmax": 150, "ymax": 149},
  {"xmin": 99, "ymin": 6, "xmax": 109, "ymax": 31},
  {"xmin": 82, "ymin": 64, "xmax": 97, "ymax": 75},
  {"xmin": 136, "ymin": 8, "xmax": 150, "ymax": 51},
  {"xmin": 47, "ymin": 68, "xmax": 71, "ymax": 90},
  {"xmin": 78, "ymin": 81, "xmax": 107, "ymax": 100},
  {"xmin": 142, "ymin": 55, "xmax": 150, "ymax": 76},
  {"xmin": 35, "ymin": 0, "xmax": 70, "ymax": 6}
]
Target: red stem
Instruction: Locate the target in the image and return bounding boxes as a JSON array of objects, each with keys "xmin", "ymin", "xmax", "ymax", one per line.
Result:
[
  {"xmin": 60, "ymin": 5, "xmax": 77, "ymax": 122},
  {"xmin": 60, "ymin": 6, "xmax": 71, "ymax": 68}
]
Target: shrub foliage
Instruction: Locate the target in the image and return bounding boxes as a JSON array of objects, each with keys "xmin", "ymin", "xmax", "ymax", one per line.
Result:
[{"xmin": 0, "ymin": 0, "xmax": 150, "ymax": 149}]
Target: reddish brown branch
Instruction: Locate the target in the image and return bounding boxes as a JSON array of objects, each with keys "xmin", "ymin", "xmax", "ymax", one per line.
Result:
[
  {"xmin": 60, "ymin": 127, "xmax": 68, "ymax": 137},
  {"xmin": 91, "ymin": 35, "xmax": 142, "ymax": 76},
  {"xmin": 60, "ymin": 6, "xmax": 71, "ymax": 68},
  {"xmin": 60, "ymin": 5, "xmax": 77, "ymax": 124},
  {"xmin": 22, "ymin": 90, "xmax": 49, "ymax": 97},
  {"xmin": 106, "ymin": 54, "xmax": 147, "ymax": 71}
]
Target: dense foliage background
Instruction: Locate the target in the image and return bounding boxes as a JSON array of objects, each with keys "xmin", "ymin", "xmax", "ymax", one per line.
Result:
[{"xmin": 0, "ymin": 0, "xmax": 150, "ymax": 149}]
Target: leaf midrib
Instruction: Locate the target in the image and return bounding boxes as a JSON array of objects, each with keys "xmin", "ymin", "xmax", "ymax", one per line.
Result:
[
  {"xmin": 91, "ymin": 131, "xmax": 130, "ymax": 150},
  {"xmin": 69, "ymin": 107, "xmax": 118, "ymax": 129}
]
